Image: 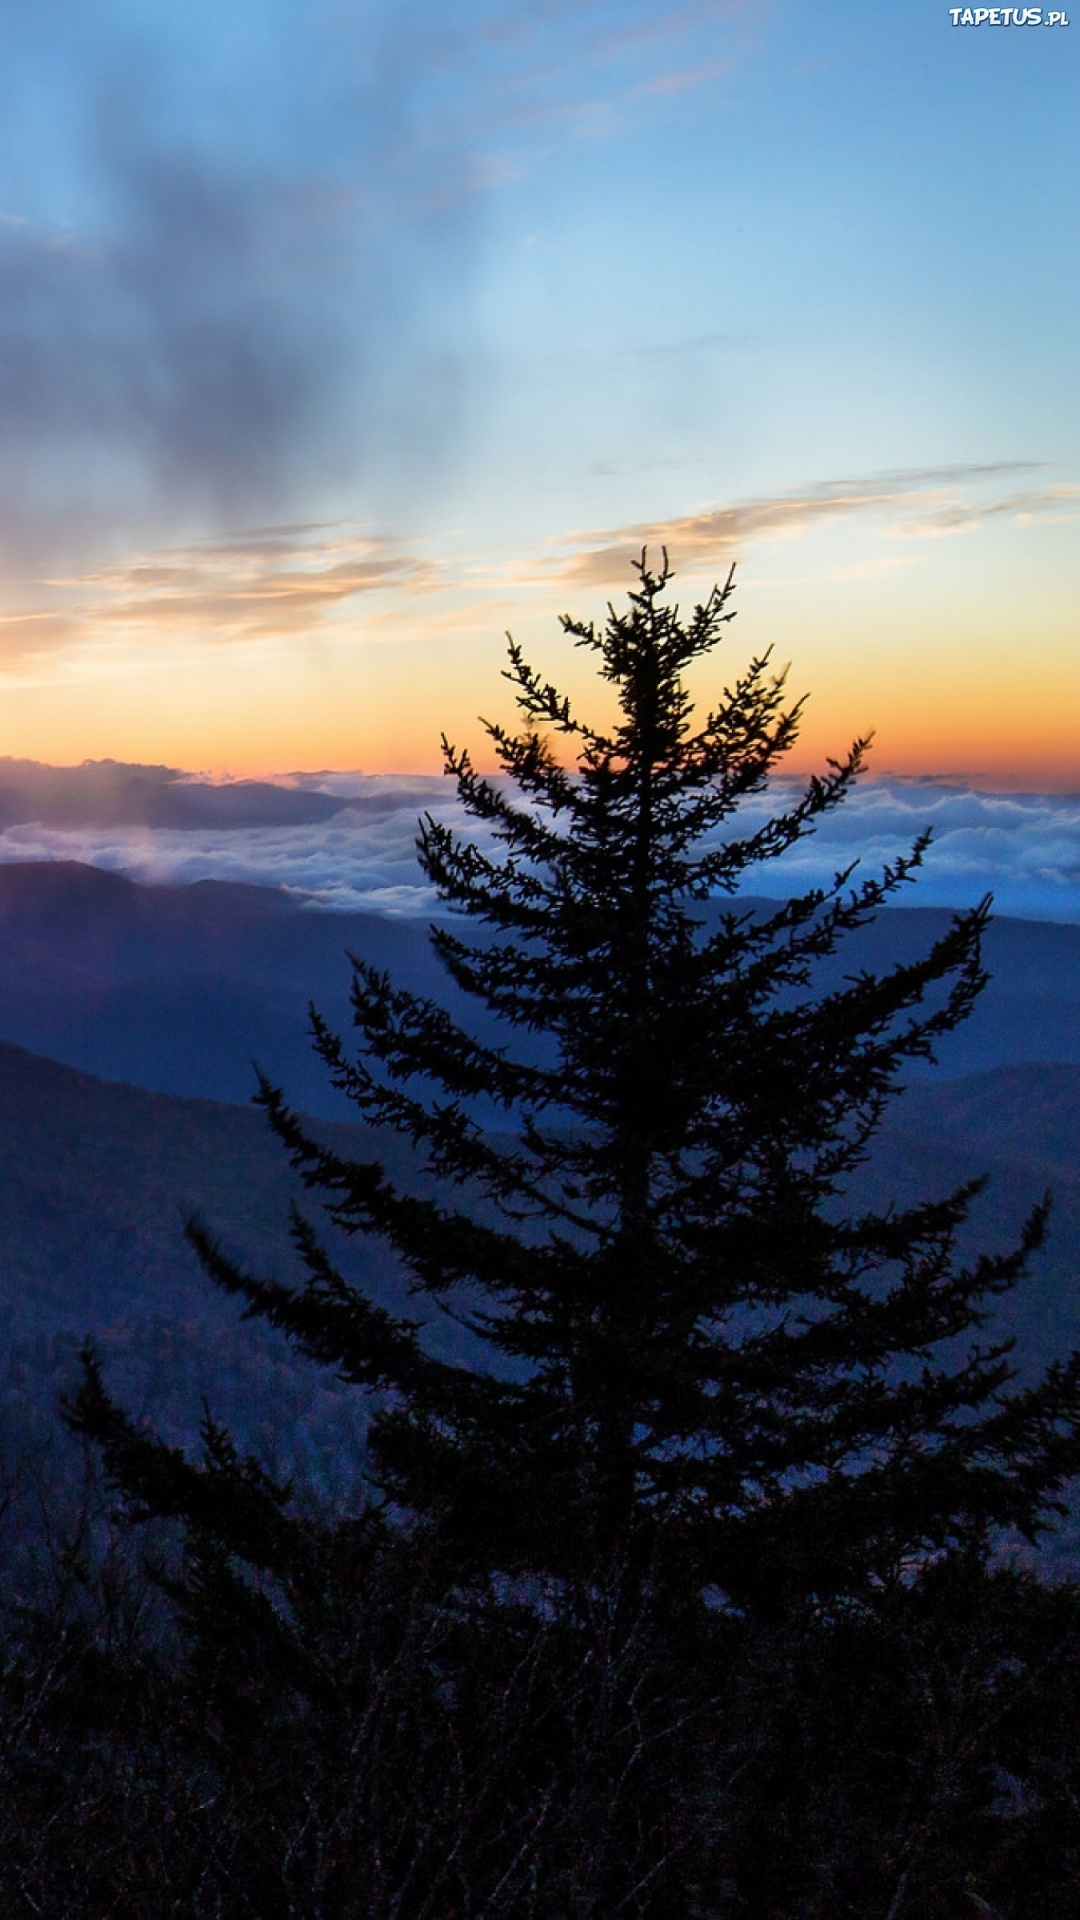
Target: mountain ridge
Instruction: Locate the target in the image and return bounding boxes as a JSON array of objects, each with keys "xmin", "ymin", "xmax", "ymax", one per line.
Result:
[{"xmin": 3, "ymin": 861, "xmax": 1080, "ymax": 1114}]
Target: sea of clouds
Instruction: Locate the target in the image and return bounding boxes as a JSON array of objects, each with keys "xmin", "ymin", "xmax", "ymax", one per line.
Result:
[{"xmin": 0, "ymin": 766, "xmax": 1077, "ymax": 924}]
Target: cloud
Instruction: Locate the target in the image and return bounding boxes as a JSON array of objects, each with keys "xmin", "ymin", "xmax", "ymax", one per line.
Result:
[
  {"xmin": 543, "ymin": 463, "xmax": 1058, "ymax": 583},
  {"xmin": 3, "ymin": 456, "xmax": 1074, "ymax": 667},
  {"xmin": 0, "ymin": 609, "xmax": 85, "ymax": 658},
  {"xmin": 0, "ymin": 772, "xmax": 462, "ymax": 916},
  {"xmin": 73, "ymin": 525, "xmax": 437, "ymax": 642},
  {"xmin": 0, "ymin": 523, "xmax": 440, "ymax": 660},
  {"xmin": 0, "ymin": 756, "xmax": 357, "ymax": 829},
  {"xmin": 473, "ymin": 0, "xmax": 752, "ymax": 99},
  {"xmin": 708, "ymin": 779, "xmax": 1080, "ymax": 925},
  {"xmin": 0, "ymin": 2, "xmax": 489, "ymax": 571},
  {"xmin": 892, "ymin": 485, "xmax": 1080, "ymax": 540},
  {"xmin": 4, "ymin": 763, "xmax": 1080, "ymax": 925},
  {"xmin": 632, "ymin": 57, "xmax": 736, "ymax": 96},
  {"xmin": 0, "ymin": 0, "xmax": 766, "ymax": 578}
]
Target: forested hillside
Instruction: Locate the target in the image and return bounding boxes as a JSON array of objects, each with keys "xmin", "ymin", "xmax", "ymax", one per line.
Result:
[
  {"xmin": 3, "ymin": 860, "xmax": 1080, "ymax": 1112},
  {"xmin": 2, "ymin": 1035, "xmax": 1080, "ymax": 1495}
]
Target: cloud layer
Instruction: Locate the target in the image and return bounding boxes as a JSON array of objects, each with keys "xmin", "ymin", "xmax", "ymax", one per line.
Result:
[
  {"xmin": 2, "ymin": 765, "xmax": 1080, "ymax": 924},
  {"xmin": 4, "ymin": 458, "xmax": 1075, "ymax": 666},
  {"xmin": 548, "ymin": 464, "xmax": 1079, "ymax": 584}
]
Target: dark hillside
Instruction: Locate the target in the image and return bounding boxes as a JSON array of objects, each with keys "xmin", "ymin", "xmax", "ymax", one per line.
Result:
[
  {"xmin": 2, "ymin": 863, "xmax": 1080, "ymax": 1113},
  {"xmin": 875, "ymin": 1063, "xmax": 1080, "ymax": 1367},
  {"xmin": 0, "ymin": 863, "xmax": 442, "ymax": 1112},
  {"xmin": 0, "ymin": 1040, "xmax": 420, "ymax": 1488},
  {"xmin": 0, "ymin": 1031, "xmax": 1078, "ymax": 1534}
]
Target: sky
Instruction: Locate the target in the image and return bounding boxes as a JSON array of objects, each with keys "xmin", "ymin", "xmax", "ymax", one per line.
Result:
[{"xmin": 0, "ymin": 0, "xmax": 1076, "ymax": 792}]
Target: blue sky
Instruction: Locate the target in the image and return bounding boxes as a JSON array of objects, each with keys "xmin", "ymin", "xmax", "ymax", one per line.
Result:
[{"xmin": 0, "ymin": 0, "xmax": 1075, "ymax": 785}]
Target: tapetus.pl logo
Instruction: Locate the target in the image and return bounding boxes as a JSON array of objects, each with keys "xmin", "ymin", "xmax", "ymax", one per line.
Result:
[{"xmin": 948, "ymin": 6, "xmax": 1070, "ymax": 20}]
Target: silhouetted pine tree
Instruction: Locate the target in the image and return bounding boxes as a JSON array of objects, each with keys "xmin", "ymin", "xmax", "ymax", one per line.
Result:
[{"xmin": 73, "ymin": 557, "xmax": 1080, "ymax": 1615}]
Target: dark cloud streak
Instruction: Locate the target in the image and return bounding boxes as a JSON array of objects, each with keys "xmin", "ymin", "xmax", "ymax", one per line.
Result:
[
  {"xmin": 0, "ymin": 0, "xmax": 764, "ymax": 583},
  {"xmin": 0, "ymin": 2, "xmax": 484, "ymax": 569}
]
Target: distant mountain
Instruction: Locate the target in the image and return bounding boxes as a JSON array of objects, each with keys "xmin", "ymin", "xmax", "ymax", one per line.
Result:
[
  {"xmin": 897, "ymin": 1062, "xmax": 1080, "ymax": 1187},
  {"xmin": 0, "ymin": 861, "xmax": 440, "ymax": 1114},
  {"xmin": 2, "ymin": 854, "xmax": 1078, "ymax": 1554},
  {"xmin": 0, "ymin": 1038, "xmax": 444, "ymax": 1491},
  {"xmin": 856, "ymin": 1061, "xmax": 1080, "ymax": 1570},
  {"xmin": 2, "ymin": 863, "xmax": 1080, "ymax": 1119},
  {"xmin": 0, "ymin": 1030, "xmax": 1077, "ymax": 1551},
  {"xmin": 872, "ymin": 1064, "xmax": 1080, "ymax": 1365},
  {"xmin": 1, "ymin": 1032, "xmax": 1072, "ymax": 1345}
]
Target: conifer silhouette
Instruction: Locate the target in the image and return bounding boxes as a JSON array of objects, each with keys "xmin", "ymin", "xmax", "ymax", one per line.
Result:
[{"xmin": 73, "ymin": 556, "xmax": 1080, "ymax": 1611}]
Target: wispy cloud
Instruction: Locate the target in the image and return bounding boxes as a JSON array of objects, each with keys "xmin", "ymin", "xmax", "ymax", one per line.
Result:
[
  {"xmin": 0, "ymin": 609, "xmax": 85, "ymax": 658},
  {"xmin": 632, "ymin": 56, "xmax": 736, "ymax": 96},
  {"xmin": 71, "ymin": 525, "xmax": 441, "ymax": 639},
  {"xmin": 892, "ymin": 485, "xmax": 1080, "ymax": 540},
  {"xmin": 0, "ymin": 524, "xmax": 440, "ymax": 659},
  {"xmin": 543, "ymin": 463, "xmax": 1058, "ymax": 583},
  {"xmin": 6, "ymin": 458, "xmax": 1071, "ymax": 666}
]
